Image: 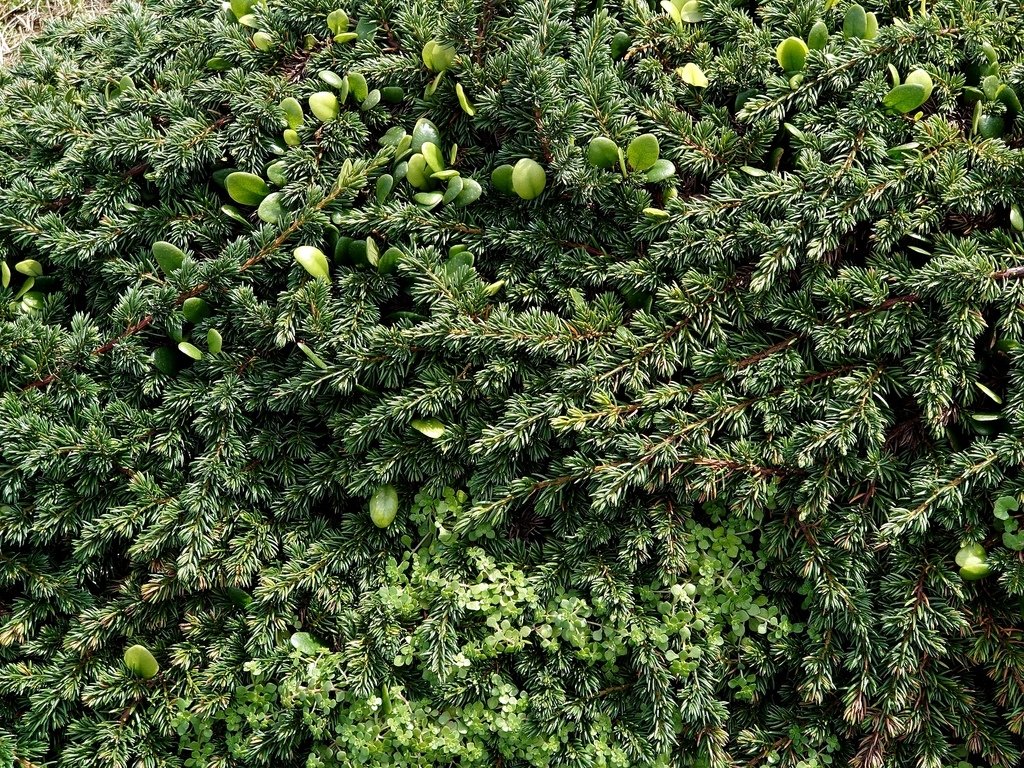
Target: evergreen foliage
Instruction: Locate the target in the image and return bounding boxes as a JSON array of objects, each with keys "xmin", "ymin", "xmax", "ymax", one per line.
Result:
[{"xmin": 1, "ymin": 0, "xmax": 1024, "ymax": 766}]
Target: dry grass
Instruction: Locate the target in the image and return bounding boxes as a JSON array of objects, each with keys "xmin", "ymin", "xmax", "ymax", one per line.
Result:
[{"xmin": 0, "ymin": 0, "xmax": 111, "ymax": 67}]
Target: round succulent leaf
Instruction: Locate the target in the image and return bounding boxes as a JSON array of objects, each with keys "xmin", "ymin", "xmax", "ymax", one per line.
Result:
[
  {"xmin": 347, "ymin": 72, "xmax": 368, "ymax": 101},
  {"xmin": 308, "ymin": 91, "xmax": 339, "ymax": 121},
  {"xmin": 257, "ymin": 192, "xmax": 286, "ymax": 224},
  {"xmin": 178, "ymin": 341, "xmax": 203, "ymax": 360},
  {"xmin": 883, "ymin": 83, "xmax": 928, "ymax": 113},
  {"xmin": 955, "ymin": 542, "xmax": 987, "ymax": 567},
  {"xmin": 289, "ymin": 631, "xmax": 326, "ymax": 655},
  {"xmin": 421, "ymin": 142, "xmax": 445, "ymax": 173},
  {"xmin": 677, "ymin": 62, "xmax": 709, "ymax": 86},
  {"xmin": 960, "ymin": 561, "xmax": 992, "ymax": 580},
  {"xmin": 182, "ymin": 297, "xmax": 211, "ymax": 324},
  {"xmin": 265, "ymin": 161, "xmax": 288, "ymax": 186},
  {"xmin": 627, "ymin": 134, "xmax": 660, "ymax": 171},
  {"xmin": 587, "ymin": 136, "xmax": 619, "ymax": 168},
  {"xmin": 414, "ymin": 191, "xmax": 443, "ymax": 208},
  {"xmin": 646, "ymin": 159, "xmax": 676, "ymax": 182},
  {"xmin": 124, "ymin": 645, "xmax": 160, "ymax": 679},
  {"xmin": 406, "ymin": 154, "xmax": 432, "ymax": 189},
  {"xmin": 425, "ymin": 40, "xmax": 456, "ymax": 72},
  {"xmin": 776, "ymin": 37, "xmax": 808, "ymax": 72},
  {"xmin": 412, "ymin": 418, "xmax": 446, "ymax": 438},
  {"xmin": 441, "ymin": 175, "xmax": 464, "ymax": 204},
  {"xmin": 807, "ymin": 21, "xmax": 829, "ymax": 50},
  {"xmin": 983, "ymin": 75, "xmax": 1002, "ymax": 101},
  {"xmin": 455, "ymin": 82, "xmax": 475, "ymax": 115},
  {"xmin": 376, "ymin": 173, "xmax": 394, "ymax": 203},
  {"xmin": 978, "ymin": 113, "xmax": 1005, "ymax": 139},
  {"xmin": 843, "ymin": 4, "xmax": 867, "ymax": 39},
  {"xmin": 610, "ymin": 31, "xmax": 630, "ymax": 59},
  {"xmin": 150, "ymin": 243, "xmax": 185, "ymax": 276},
  {"xmin": 997, "ymin": 84, "xmax": 1022, "ymax": 114},
  {"xmin": 229, "ymin": 0, "xmax": 253, "ymax": 19},
  {"xmin": 294, "ymin": 245, "xmax": 330, "ymax": 280},
  {"xmin": 864, "ymin": 12, "xmax": 878, "ymax": 39},
  {"xmin": 15, "ymin": 259, "xmax": 43, "ymax": 277},
  {"xmin": 511, "ymin": 158, "xmax": 547, "ymax": 200},
  {"xmin": 361, "ymin": 89, "xmax": 381, "ymax": 110},
  {"xmin": 378, "ymin": 247, "xmax": 404, "ymax": 274},
  {"xmin": 225, "ymin": 172, "xmax": 270, "ymax": 206},
  {"xmin": 153, "ymin": 347, "xmax": 180, "ymax": 375},
  {"xmin": 454, "ymin": 177, "xmax": 482, "ymax": 206},
  {"xmin": 904, "ymin": 69, "xmax": 933, "ymax": 100},
  {"xmin": 326, "ymin": 9, "xmax": 349, "ymax": 34},
  {"xmin": 206, "ymin": 328, "xmax": 223, "ymax": 354},
  {"xmin": 369, "ymin": 484, "xmax": 399, "ymax": 528},
  {"xmin": 319, "ymin": 70, "xmax": 345, "ymax": 89},
  {"xmin": 252, "ymin": 31, "xmax": 274, "ymax": 51},
  {"xmin": 1011, "ymin": 204, "xmax": 1024, "ymax": 232},
  {"xmin": 411, "ymin": 118, "xmax": 441, "ymax": 152},
  {"xmin": 679, "ymin": 0, "xmax": 702, "ymax": 22}
]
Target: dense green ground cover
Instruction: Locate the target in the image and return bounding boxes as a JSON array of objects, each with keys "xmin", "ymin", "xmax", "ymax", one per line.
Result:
[{"xmin": 1, "ymin": 0, "xmax": 1024, "ymax": 766}]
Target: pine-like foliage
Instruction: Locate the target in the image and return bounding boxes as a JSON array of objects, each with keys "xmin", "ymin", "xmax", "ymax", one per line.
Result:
[{"xmin": 1, "ymin": 0, "xmax": 1024, "ymax": 766}]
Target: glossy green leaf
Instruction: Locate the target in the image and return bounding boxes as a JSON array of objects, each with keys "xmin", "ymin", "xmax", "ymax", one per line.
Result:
[
  {"xmin": 257, "ymin": 192, "xmax": 286, "ymax": 224},
  {"xmin": 455, "ymin": 82, "xmax": 475, "ymax": 115},
  {"xmin": 511, "ymin": 158, "xmax": 547, "ymax": 200},
  {"xmin": 1011, "ymin": 203, "xmax": 1024, "ymax": 232},
  {"xmin": 376, "ymin": 173, "xmax": 394, "ymax": 203},
  {"xmin": 610, "ymin": 31, "xmax": 630, "ymax": 59},
  {"xmin": 266, "ymin": 161, "xmax": 288, "ymax": 186},
  {"xmin": 326, "ymin": 9, "xmax": 349, "ymax": 34},
  {"xmin": 421, "ymin": 142, "xmax": 445, "ymax": 173},
  {"xmin": 347, "ymin": 72, "xmax": 368, "ymax": 101},
  {"xmin": 15, "ymin": 259, "xmax": 43, "ymax": 277},
  {"xmin": 308, "ymin": 91, "xmax": 339, "ymax": 121},
  {"xmin": 410, "ymin": 118, "xmax": 441, "ymax": 152},
  {"xmin": 178, "ymin": 341, "xmax": 203, "ymax": 360},
  {"xmin": 414, "ymin": 191, "xmax": 443, "ymax": 208},
  {"xmin": 206, "ymin": 328, "xmax": 223, "ymax": 354},
  {"xmin": 882, "ymin": 83, "xmax": 927, "ymax": 113},
  {"xmin": 453, "ymin": 177, "xmax": 482, "ymax": 206},
  {"xmin": 587, "ymin": 136, "xmax": 619, "ymax": 168},
  {"xmin": 225, "ymin": 172, "xmax": 270, "ymax": 206},
  {"xmin": 406, "ymin": 154, "xmax": 431, "ymax": 189},
  {"xmin": 182, "ymin": 297, "xmax": 210, "ymax": 323},
  {"xmin": 775, "ymin": 37, "xmax": 808, "ymax": 72},
  {"xmin": 294, "ymin": 245, "xmax": 330, "ymax": 280},
  {"xmin": 412, "ymin": 418, "xmax": 446, "ymax": 438},
  {"xmin": 124, "ymin": 645, "xmax": 160, "ymax": 679},
  {"xmin": 843, "ymin": 4, "xmax": 867, "ymax": 39},
  {"xmin": 290, "ymin": 631, "xmax": 326, "ymax": 654},
  {"xmin": 627, "ymin": 134, "xmax": 660, "ymax": 171},
  {"xmin": 369, "ymin": 485, "xmax": 399, "ymax": 528},
  {"xmin": 807, "ymin": 21, "xmax": 829, "ymax": 50},
  {"xmin": 378, "ymin": 247, "xmax": 403, "ymax": 274},
  {"xmin": 646, "ymin": 159, "xmax": 676, "ymax": 182},
  {"xmin": 252, "ymin": 31, "xmax": 273, "ymax": 51},
  {"xmin": 441, "ymin": 175, "xmax": 464, "ymax": 204},
  {"xmin": 677, "ymin": 62, "xmax": 709, "ymax": 86}
]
